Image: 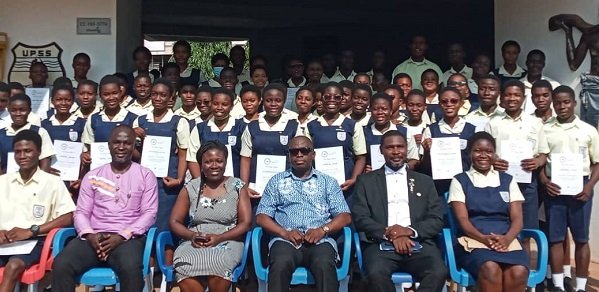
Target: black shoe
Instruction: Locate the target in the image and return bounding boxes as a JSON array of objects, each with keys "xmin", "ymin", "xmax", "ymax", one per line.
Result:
[
  {"xmin": 575, "ymin": 290, "xmax": 586, "ymax": 292},
  {"xmin": 550, "ymin": 288, "xmax": 565, "ymax": 292},
  {"xmin": 564, "ymin": 277, "xmax": 574, "ymax": 292},
  {"xmin": 546, "ymin": 278, "xmax": 555, "ymax": 290}
]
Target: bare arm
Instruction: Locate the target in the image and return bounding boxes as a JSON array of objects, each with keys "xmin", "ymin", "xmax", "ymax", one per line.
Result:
[
  {"xmin": 240, "ymin": 156, "xmax": 251, "ymax": 184},
  {"xmin": 169, "ymin": 188, "xmax": 196, "ymax": 241},
  {"xmin": 176, "ymin": 148, "xmax": 187, "ymax": 182},
  {"xmin": 188, "ymin": 161, "xmax": 201, "ymax": 179}
]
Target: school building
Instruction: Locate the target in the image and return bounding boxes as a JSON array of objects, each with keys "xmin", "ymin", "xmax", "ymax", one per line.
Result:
[{"xmin": 1, "ymin": 0, "xmax": 598, "ymax": 260}]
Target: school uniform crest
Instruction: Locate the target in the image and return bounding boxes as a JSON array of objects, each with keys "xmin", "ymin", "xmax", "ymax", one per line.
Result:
[
  {"xmin": 228, "ymin": 135, "xmax": 237, "ymax": 146},
  {"xmin": 336, "ymin": 131, "xmax": 346, "ymax": 141},
  {"xmin": 8, "ymin": 42, "xmax": 66, "ymax": 85},
  {"xmin": 69, "ymin": 129, "xmax": 78, "ymax": 141},
  {"xmin": 499, "ymin": 191, "xmax": 510, "ymax": 203},
  {"xmin": 279, "ymin": 135, "xmax": 288, "ymax": 145},
  {"xmin": 32, "ymin": 204, "xmax": 45, "ymax": 218}
]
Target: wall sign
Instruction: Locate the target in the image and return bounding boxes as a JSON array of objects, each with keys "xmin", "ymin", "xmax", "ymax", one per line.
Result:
[
  {"xmin": 77, "ymin": 18, "xmax": 111, "ymax": 35},
  {"xmin": 8, "ymin": 42, "xmax": 66, "ymax": 85}
]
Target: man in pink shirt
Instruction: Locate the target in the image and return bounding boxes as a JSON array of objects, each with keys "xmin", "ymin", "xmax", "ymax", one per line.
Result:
[{"xmin": 52, "ymin": 125, "xmax": 158, "ymax": 292}]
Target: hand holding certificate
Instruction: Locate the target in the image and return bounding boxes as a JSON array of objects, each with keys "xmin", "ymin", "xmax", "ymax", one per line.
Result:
[
  {"xmin": 140, "ymin": 135, "xmax": 172, "ymax": 177},
  {"xmin": 369, "ymin": 144, "xmax": 385, "ymax": 170},
  {"xmin": 500, "ymin": 140, "xmax": 533, "ymax": 184},
  {"xmin": 315, "ymin": 146, "xmax": 346, "ymax": 185},
  {"xmin": 430, "ymin": 137, "xmax": 463, "ymax": 180},
  {"xmin": 90, "ymin": 142, "xmax": 112, "ymax": 170},
  {"xmin": 25, "ymin": 88, "xmax": 50, "ymax": 119},
  {"xmin": 254, "ymin": 154, "xmax": 287, "ymax": 194},
  {"xmin": 51, "ymin": 140, "xmax": 84, "ymax": 181},
  {"xmin": 551, "ymin": 153, "xmax": 584, "ymax": 195}
]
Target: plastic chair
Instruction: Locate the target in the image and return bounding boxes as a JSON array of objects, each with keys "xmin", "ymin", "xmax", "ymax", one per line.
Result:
[
  {"xmin": 155, "ymin": 230, "xmax": 252, "ymax": 292},
  {"xmin": 443, "ymin": 193, "xmax": 549, "ymax": 290},
  {"xmin": 0, "ymin": 228, "xmax": 58, "ymax": 292},
  {"xmin": 251, "ymin": 226, "xmax": 351, "ymax": 292},
  {"xmin": 52, "ymin": 227, "xmax": 157, "ymax": 292},
  {"xmin": 352, "ymin": 232, "xmax": 414, "ymax": 292}
]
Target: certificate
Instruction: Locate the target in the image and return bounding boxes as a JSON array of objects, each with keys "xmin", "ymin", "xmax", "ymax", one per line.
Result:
[
  {"xmin": 51, "ymin": 140, "xmax": 84, "ymax": 181},
  {"xmin": 315, "ymin": 146, "xmax": 346, "ymax": 185},
  {"xmin": 6, "ymin": 152, "xmax": 18, "ymax": 173},
  {"xmin": 370, "ymin": 144, "xmax": 386, "ymax": 170},
  {"xmin": 90, "ymin": 142, "xmax": 112, "ymax": 170},
  {"xmin": 430, "ymin": 137, "xmax": 463, "ymax": 180},
  {"xmin": 500, "ymin": 140, "xmax": 533, "ymax": 183},
  {"xmin": 25, "ymin": 88, "xmax": 50, "ymax": 119},
  {"xmin": 0, "ymin": 240, "xmax": 38, "ymax": 255},
  {"xmin": 285, "ymin": 87, "xmax": 299, "ymax": 112},
  {"xmin": 224, "ymin": 145, "xmax": 234, "ymax": 177},
  {"xmin": 254, "ymin": 154, "xmax": 287, "ymax": 194},
  {"xmin": 141, "ymin": 135, "xmax": 172, "ymax": 177},
  {"xmin": 551, "ymin": 153, "xmax": 584, "ymax": 196}
]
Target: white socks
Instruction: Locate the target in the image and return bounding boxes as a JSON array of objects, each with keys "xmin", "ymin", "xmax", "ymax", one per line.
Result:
[
  {"xmin": 576, "ymin": 277, "xmax": 587, "ymax": 291},
  {"xmin": 552, "ymin": 273, "xmax": 565, "ymax": 290},
  {"xmin": 563, "ymin": 265, "xmax": 572, "ymax": 278}
]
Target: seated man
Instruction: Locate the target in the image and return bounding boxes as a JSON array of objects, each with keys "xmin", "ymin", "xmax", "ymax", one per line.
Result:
[
  {"xmin": 0, "ymin": 130, "xmax": 75, "ymax": 292},
  {"xmin": 256, "ymin": 136, "xmax": 352, "ymax": 292},
  {"xmin": 352, "ymin": 130, "xmax": 447, "ymax": 292},
  {"xmin": 52, "ymin": 125, "xmax": 158, "ymax": 292}
]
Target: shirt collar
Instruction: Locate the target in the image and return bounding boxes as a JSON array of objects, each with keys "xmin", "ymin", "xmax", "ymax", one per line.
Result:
[
  {"xmin": 11, "ymin": 167, "xmax": 42, "ymax": 185},
  {"xmin": 498, "ymin": 65, "xmax": 526, "ymax": 77},
  {"xmin": 549, "ymin": 115, "xmax": 581, "ymax": 130},
  {"xmin": 6, "ymin": 123, "xmax": 32, "ymax": 135},
  {"xmin": 408, "ymin": 57, "xmax": 430, "ymax": 65},
  {"xmin": 144, "ymin": 109, "xmax": 174, "ymax": 122},
  {"xmin": 370, "ymin": 121, "xmax": 394, "ymax": 135},
  {"xmin": 384, "ymin": 164, "xmax": 407, "ymax": 175},
  {"xmin": 180, "ymin": 66, "xmax": 192, "ymax": 77},
  {"xmin": 207, "ymin": 116, "xmax": 236, "ymax": 131},
  {"xmin": 333, "ymin": 68, "xmax": 357, "ymax": 80},
  {"xmin": 438, "ymin": 117, "xmax": 466, "ymax": 130},
  {"xmin": 467, "ymin": 166, "xmax": 498, "ymax": 177},
  {"xmin": 49, "ymin": 113, "xmax": 79, "ymax": 125},
  {"xmin": 500, "ymin": 111, "xmax": 524, "ymax": 121},
  {"xmin": 426, "ymin": 94, "xmax": 439, "ymax": 104},
  {"xmin": 284, "ymin": 167, "xmax": 318, "ymax": 180},
  {"xmin": 287, "ymin": 77, "xmax": 307, "ymax": 87},
  {"xmin": 316, "ymin": 114, "xmax": 346, "ymax": 126},
  {"xmin": 100, "ymin": 107, "xmax": 129, "ymax": 120}
]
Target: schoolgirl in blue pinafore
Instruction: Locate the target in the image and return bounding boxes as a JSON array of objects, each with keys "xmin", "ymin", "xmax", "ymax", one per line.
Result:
[
  {"xmin": 453, "ymin": 171, "xmax": 529, "ymax": 279},
  {"xmin": 89, "ymin": 111, "xmax": 138, "ymax": 142},
  {"xmin": 41, "ymin": 117, "xmax": 86, "ymax": 143},
  {"xmin": 138, "ymin": 113, "xmax": 184, "ymax": 232},
  {"xmin": 426, "ymin": 103, "xmax": 443, "ymax": 123},
  {"xmin": 363, "ymin": 122, "xmax": 408, "ymax": 167},
  {"xmin": 195, "ymin": 118, "xmax": 246, "ymax": 177}
]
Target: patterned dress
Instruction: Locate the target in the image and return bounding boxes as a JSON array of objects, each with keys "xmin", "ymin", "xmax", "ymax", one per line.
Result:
[{"xmin": 173, "ymin": 177, "xmax": 245, "ymax": 282}]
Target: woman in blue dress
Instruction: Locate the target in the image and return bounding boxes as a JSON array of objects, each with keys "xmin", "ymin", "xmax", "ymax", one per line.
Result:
[{"xmin": 448, "ymin": 132, "xmax": 529, "ymax": 291}]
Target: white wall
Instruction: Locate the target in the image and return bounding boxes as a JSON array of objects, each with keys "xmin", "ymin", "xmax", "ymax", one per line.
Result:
[
  {"xmin": 0, "ymin": 0, "xmax": 117, "ymax": 83},
  {"xmin": 496, "ymin": 0, "xmax": 599, "ymax": 261}
]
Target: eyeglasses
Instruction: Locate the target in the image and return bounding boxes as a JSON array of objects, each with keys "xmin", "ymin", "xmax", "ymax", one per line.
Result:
[
  {"xmin": 289, "ymin": 147, "xmax": 313, "ymax": 156},
  {"xmin": 440, "ymin": 98, "xmax": 461, "ymax": 105},
  {"xmin": 322, "ymin": 94, "xmax": 342, "ymax": 101},
  {"xmin": 448, "ymin": 81, "xmax": 468, "ymax": 87}
]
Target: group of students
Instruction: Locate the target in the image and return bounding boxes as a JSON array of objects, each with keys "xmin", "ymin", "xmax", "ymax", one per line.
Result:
[{"xmin": 0, "ymin": 35, "xmax": 597, "ymax": 292}]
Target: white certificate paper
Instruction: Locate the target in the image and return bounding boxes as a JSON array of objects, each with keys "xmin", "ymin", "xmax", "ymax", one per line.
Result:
[
  {"xmin": 6, "ymin": 152, "xmax": 18, "ymax": 173},
  {"xmin": 224, "ymin": 145, "xmax": 234, "ymax": 177},
  {"xmin": 370, "ymin": 144, "xmax": 386, "ymax": 170},
  {"xmin": 315, "ymin": 146, "xmax": 346, "ymax": 185},
  {"xmin": 254, "ymin": 154, "xmax": 287, "ymax": 194},
  {"xmin": 25, "ymin": 88, "xmax": 50, "ymax": 119},
  {"xmin": 52, "ymin": 140, "xmax": 84, "ymax": 181},
  {"xmin": 430, "ymin": 137, "xmax": 463, "ymax": 180},
  {"xmin": 500, "ymin": 140, "xmax": 533, "ymax": 184},
  {"xmin": 90, "ymin": 142, "xmax": 112, "ymax": 170},
  {"xmin": 141, "ymin": 135, "xmax": 172, "ymax": 177},
  {"xmin": 551, "ymin": 153, "xmax": 584, "ymax": 196},
  {"xmin": 0, "ymin": 240, "xmax": 38, "ymax": 255}
]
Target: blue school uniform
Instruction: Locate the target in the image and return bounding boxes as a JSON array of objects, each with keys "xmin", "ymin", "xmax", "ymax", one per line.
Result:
[
  {"xmin": 0, "ymin": 126, "xmax": 40, "ymax": 172},
  {"xmin": 247, "ymin": 119, "xmax": 298, "ymax": 185},
  {"xmin": 180, "ymin": 68, "xmax": 202, "ymax": 86},
  {"xmin": 138, "ymin": 114, "xmax": 183, "ymax": 232},
  {"xmin": 364, "ymin": 123, "xmax": 408, "ymax": 167},
  {"xmin": 41, "ymin": 117, "xmax": 86, "ymax": 143},
  {"xmin": 195, "ymin": 118, "xmax": 246, "ymax": 177},
  {"xmin": 306, "ymin": 118, "xmax": 356, "ymax": 182},
  {"xmin": 89, "ymin": 111, "xmax": 138, "ymax": 142},
  {"xmin": 453, "ymin": 172, "xmax": 529, "ymax": 279},
  {"xmin": 427, "ymin": 104, "xmax": 443, "ymax": 122}
]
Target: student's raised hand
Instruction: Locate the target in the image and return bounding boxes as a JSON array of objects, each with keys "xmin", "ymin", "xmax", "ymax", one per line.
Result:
[
  {"xmin": 576, "ymin": 185, "xmax": 593, "ymax": 202},
  {"xmin": 133, "ymin": 127, "xmax": 146, "ymax": 140},
  {"xmin": 421, "ymin": 138, "xmax": 432, "ymax": 151},
  {"xmin": 6, "ymin": 227, "xmax": 33, "ymax": 242},
  {"xmin": 392, "ymin": 236, "xmax": 415, "ymax": 255},
  {"xmin": 340, "ymin": 178, "xmax": 356, "ymax": 191},
  {"xmin": 493, "ymin": 158, "xmax": 509, "ymax": 172},
  {"xmin": 0, "ymin": 230, "xmax": 9, "ymax": 244},
  {"xmin": 304, "ymin": 228, "xmax": 326, "ymax": 244},
  {"xmin": 81, "ymin": 152, "xmax": 92, "ymax": 166},
  {"xmin": 162, "ymin": 177, "xmax": 182, "ymax": 188},
  {"xmin": 247, "ymin": 188, "xmax": 262, "ymax": 199},
  {"xmin": 520, "ymin": 158, "xmax": 539, "ymax": 171},
  {"xmin": 284, "ymin": 229, "xmax": 304, "ymax": 247}
]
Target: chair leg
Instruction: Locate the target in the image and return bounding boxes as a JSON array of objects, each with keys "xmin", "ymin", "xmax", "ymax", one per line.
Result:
[
  {"xmin": 339, "ymin": 277, "xmax": 349, "ymax": 292},
  {"xmin": 257, "ymin": 279, "xmax": 267, "ymax": 292},
  {"xmin": 13, "ymin": 282, "xmax": 20, "ymax": 292},
  {"xmin": 143, "ymin": 274, "xmax": 154, "ymax": 292},
  {"xmin": 26, "ymin": 283, "xmax": 38, "ymax": 292},
  {"xmin": 159, "ymin": 274, "xmax": 167, "ymax": 292}
]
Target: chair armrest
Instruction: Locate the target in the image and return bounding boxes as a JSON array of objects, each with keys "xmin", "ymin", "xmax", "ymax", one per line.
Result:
[
  {"xmin": 52, "ymin": 228, "xmax": 77, "ymax": 258},
  {"xmin": 39, "ymin": 228, "xmax": 59, "ymax": 271},
  {"xmin": 142, "ymin": 227, "xmax": 157, "ymax": 276},
  {"xmin": 352, "ymin": 232, "xmax": 365, "ymax": 275},
  {"xmin": 336, "ymin": 227, "xmax": 352, "ymax": 279},
  {"xmin": 251, "ymin": 227, "xmax": 267, "ymax": 281},
  {"xmin": 232, "ymin": 231, "xmax": 252, "ymax": 281},
  {"xmin": 155, "ymin": 231, "xmax": 174, "ymax": 276},
  {"xmin": 519, "ymin": 229, "xmax": 548, "ymax": 287},
  {"xmin": 442, "ymin": 228, "xmax": 462, "ymax": 283}
]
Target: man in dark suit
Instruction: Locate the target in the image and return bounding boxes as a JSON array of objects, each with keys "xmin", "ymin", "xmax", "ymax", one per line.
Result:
[{"xmin": 352, "ymin": 130, "xmax": 447, "ymax": 292}]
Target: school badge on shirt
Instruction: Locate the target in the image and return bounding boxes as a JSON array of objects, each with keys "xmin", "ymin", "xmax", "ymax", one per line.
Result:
[
  {"xmin": 32, "ymin": 204, "xmax": 45, "ymax": 218},
  {"xmin": 279, "ymin": 135, "xmax": 288, "ymax": 145},
  {"xmin": 69, "ymin": 129, "xmax": 78, "ymax": 141},
  {"xmin": 337, "ymin": 131, "xmax": 346, "ymax": 141},
  {"xmin": 228, "ymin": 135, "xmax": 237, "ymax": 146},
  {"xmin": 499, "ymin": 191, "xmax": 510, "ymax": 203},
  {"xmin": 8, "ymin": 42, "xmax": 66, "ymax": 85}
]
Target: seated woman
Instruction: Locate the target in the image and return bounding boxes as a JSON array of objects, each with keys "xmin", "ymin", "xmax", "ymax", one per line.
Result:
[
  {"xmin": 448, "ymin": 132, "xmax": 529, "ymax": 292},
  {"xmin": 170, "ymin": 141, "xmax": 252, "ymax": 292}
]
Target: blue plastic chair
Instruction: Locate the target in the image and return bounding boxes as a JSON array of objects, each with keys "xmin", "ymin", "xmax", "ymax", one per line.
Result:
[
  {"xmin": 52, "ymin": 227, "xmax": 157, "ymax": 292},
  {"xmin": 251, "ymin": 226, "xmax": 352, "ymax": 292},
  {"xmin": 443, "ymin": 193, "xmax": 549, "ymax": 290},
  {"xmin": 352, "ymin": 232, "xmax": 414, "ymax": 291},
  {"xmin": 155, "ymin": 230, "xmax": 251, "ymax": 292}
]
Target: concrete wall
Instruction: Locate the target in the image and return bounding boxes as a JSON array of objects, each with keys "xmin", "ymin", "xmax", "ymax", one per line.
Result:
[
  {"xmin": 0, "ymin": 0, "xmax": 118, "ymax": 83},
  {"xmin": 116, "ymin": 0, "xmax": 143, "ymax": 73},
  {"xmin": 495, "ymin": 0, "xmax": 599, "ymax": 261}
]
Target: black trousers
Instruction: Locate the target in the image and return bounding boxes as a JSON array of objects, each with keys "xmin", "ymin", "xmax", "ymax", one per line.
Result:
[
  {"xmin": 51, "ymin": 237, "xmax": 146, "ymax": 292},
  {"xmin": 363, "ymin": 241, "xmax": 447, "ymax": 292},
  {"xmin": 268, "ymin": 241, "xmax": 338, "ymax": 292}
]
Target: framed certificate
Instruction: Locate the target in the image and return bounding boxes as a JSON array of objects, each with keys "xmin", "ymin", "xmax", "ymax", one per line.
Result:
[
  {"xmin": 51, "ymin": 140, "xmax": 84, "ymax": 181},
  {"xmin": 430, "ymin": 137, "xmax": 462, "ymax": 180},
  {"xmin": 315, "ymin": 146, "xmax": 346, "ymax": 185},
  {"xmin": 140, "ymin": 135, "xmax": 172, "ymax": 177},
  {"xmin": 551, "ymin": 153, "xmax": 584, "ymax": 196},
  {"xmin": 254, "ymin": 154, "xmax": 287, "ymax": 194}
]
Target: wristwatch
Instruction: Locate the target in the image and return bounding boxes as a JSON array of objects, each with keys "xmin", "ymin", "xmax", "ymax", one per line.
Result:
[
  {"xmin": 30, "ymin": 225, "xmax": 40, "ymax": 237},
  {"xmin": 321, "ymin": 225, "xmax": 330, "ymax": 235}
]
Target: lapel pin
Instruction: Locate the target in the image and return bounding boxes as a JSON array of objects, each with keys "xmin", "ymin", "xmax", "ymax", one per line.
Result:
[{"xmin": 416, "ymin": 192, "xmax": 422, "ymax": 197}]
